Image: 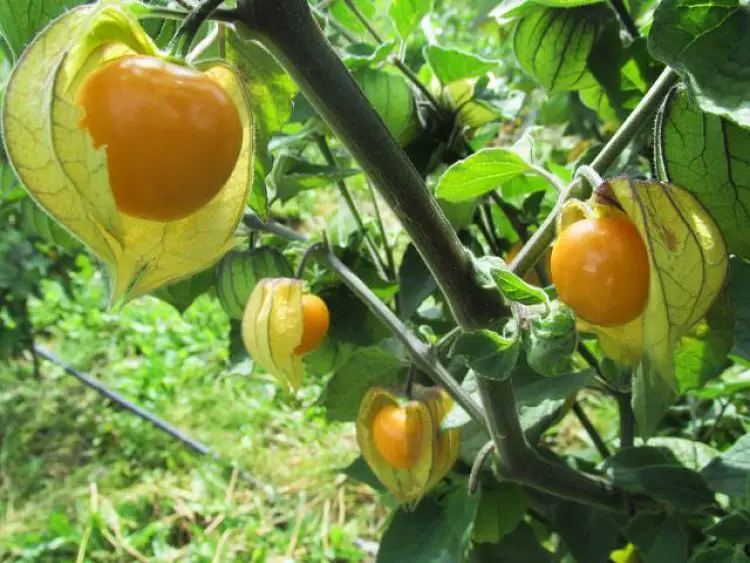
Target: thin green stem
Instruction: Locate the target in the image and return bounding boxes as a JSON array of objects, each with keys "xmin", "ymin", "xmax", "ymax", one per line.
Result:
[
  {"xmin": 509, "ymin": 67, "xmax": 678, "ymax": 278},
  {"xmin": 342, "ymin": 0, "xmax": 383, "ymax": 43},
  {"xmin": 572, "ymin": 401, "xmax": 611, "ymax": 459},
  {"xmin": 315, "ymin": 136, "xmax": 390, "ymax": 279},
  {"xmin": 136, "ymin": 5, "xmax": 239, "ymax": 23},
  {"xmin": 618, "ymin": 391, "xmax": 635, "ymax": 449},
  {"xmin": 367, "ymin": 182, "xmax": 397, "ymax": 280},
  {"xmin": 391, "ymin": 58, "xmax": 443, "ymax": 112},
  {"xmin": 168, "ymin": 0, "xmax": 227, "ymax": 58},
  {"xmin": 327, "ymin": 0, "xmax": 443, "ymax": 110},
  {"xmin": 609, "ymin": 0, "xmax": 640, "ymax": 40},
  {"xmin": 531, "ymin": 164, "xmax": 567, "ymax": 192}
]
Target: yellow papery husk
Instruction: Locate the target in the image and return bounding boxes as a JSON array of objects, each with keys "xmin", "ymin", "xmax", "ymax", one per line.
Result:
[
  {"xmin": 356, "ymin": 386, "xmax": 461, "ymax": 507},
  {"xmin": 558, "ymin": 179, "xmax": 728, "ymax": 386},
  {"xmin": 241, "ymin": 278, "xmax": 305, "ymax": 391},
  {"xmin": 1, "ymin": 0, "xmax": 253, "ymax": 304},
  {"xmin": 421, "ymin": 387, "xmax": 462, "ymax": 491}
]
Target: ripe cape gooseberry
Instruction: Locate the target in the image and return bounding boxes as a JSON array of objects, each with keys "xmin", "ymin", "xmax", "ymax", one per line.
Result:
[
  {"xmin": 550, "ymin": 216, "xmax": 650, "ymax": 327},
  {"xmin": 371, "ymin": 403, "xmax": 423, "ymax": 469},
  {"xmin": 294, "ymin": 294, "xmax": 330, "ymax": 355},
  {"xmin": 76, "ymin": 55, "xmax": 243, "ymax": 222}
]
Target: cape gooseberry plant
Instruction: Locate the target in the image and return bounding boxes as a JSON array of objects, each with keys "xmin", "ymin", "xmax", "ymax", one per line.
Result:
[{"xmin": 2, "ymin": 0, "xmax": 750, "ymax": 560}]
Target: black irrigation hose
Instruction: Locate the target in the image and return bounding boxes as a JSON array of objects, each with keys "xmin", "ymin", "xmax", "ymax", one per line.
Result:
[
  {"xmin": 33, "ymin": 345, "xmax": 274, "ymax": 497},
  {"xmin": 32, "ymin": 346, "xmax": 381, "ymax": 556}
]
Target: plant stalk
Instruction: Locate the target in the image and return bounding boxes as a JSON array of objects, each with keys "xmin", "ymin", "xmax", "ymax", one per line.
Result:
[{"xmin": 236, "ymin": 0, "xmax": 507, "ymax": 329}]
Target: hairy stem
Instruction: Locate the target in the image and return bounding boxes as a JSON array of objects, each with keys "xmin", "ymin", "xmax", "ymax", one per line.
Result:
[
  {"xmin": 168, "ymin": 0, "xmax": 228, "ymax": 57},
  {"xmin": 509, "ymin": 67, "xmax": 678, "ymax": 278}
]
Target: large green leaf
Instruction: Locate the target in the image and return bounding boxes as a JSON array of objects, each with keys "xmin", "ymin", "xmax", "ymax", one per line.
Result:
[
  {"xmin": 701, "ymin": 434, "xmax": 750, "ymax": 500},
  {"xmin": 552, "ymin": 502, "xmax": 623, "ymax": 563},
  {"xmin": 388, "ymin": 0, "xmax": 433, "ymax": 40},
  {"xmin": 655, "ymin": 85, "xmax": 750, "ymax": 259},
  {"xmin": 728, "ymin": 257, "xmax": 750, "ymax": 362},
  {"xmin": 424, "ymin": 44, "xmax": 499, "ymax": 85},
  {"xmin": 0, "ymin": 0, "xmax": 84, "ymax": 59},
  {"xmin": 435, "ymin": 148, "xmax": 532, "ymax": 203},
  {"xmin": 704, "ymin": 510, "xmax": 750, "ymax": 543},
  {"xmin": 623, "ymin": 513, "xmax": 689, "ymax": 563},
  {"xmin": 377, "ymin": 485, "xmax": 480, "ymax": 563},
  {"xmin": 472, "ymin": 483, "xmax": 527, "ymax": 544},
  {"xmin": 673, "ymin": 295, "xmax": 734, "ymax": 392},
  {"xmin": 323, "ymin": 346, "xmax": 407, "ymax": 422},
  {"xmin": 397, "ymin": 243, "xmax": 437, "ymax": 320},
  {"xmin": 227, "ymin": 33, "xmax": 298, "ymax": 218},
  {"xmin": 468, "ymin": 522, "xmax": 555, "ymax": 562},
  {"xmin": 512, "ymin": 7, "xmax": 599, "ymax": 92},
  {"xmin": 353, "ymin": 67, "xmax": 419, "ymax": 146},
  {"xmin": 648, "ymin": 0, "xmax": 750, "ymax": 128}
]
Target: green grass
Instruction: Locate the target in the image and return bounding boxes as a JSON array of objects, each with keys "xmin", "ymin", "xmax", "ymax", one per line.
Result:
[{"xmin": 0, "ymin": 257, "xmax": 385, "ymax": 562}]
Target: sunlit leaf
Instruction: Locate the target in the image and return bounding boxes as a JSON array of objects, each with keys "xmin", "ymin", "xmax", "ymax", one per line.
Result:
[
  {"xmin": 655, "ymin": 84, "xmax": 750, "ymax": 260},
  {"xmin": 648, "ymin": 0, "xmax": 750, "ymax": 128},
  {"xmin": 389, "ymin": 0, "xmax": 433, "ymax": 40}
]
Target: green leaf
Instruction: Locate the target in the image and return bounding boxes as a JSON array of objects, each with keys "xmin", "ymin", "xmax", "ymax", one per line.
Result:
[
  {"xmin": 701, "ymin": 434, "xmax": 750, "ymax": 499},
  {"xmin": 424, "ymin": 44, "xmax": 499, "ymax": 85},
  {"xmin": 435, "ymin": 148, "xmax": 532, "ymax": 203},
  {"xmin": 512, "ymin": 7, "xmax": 599, "ymax": 92},
  {"xmin": 704, "ymin": 510, "xmax": 750, "ymax": 543},
  {"xmin": 343, "ymin": 456, "xmax": 387, "ymax": 493},
  {"xmin": 150, "ymin": 269, "xmax": 214, "ymax": 314},
  {"xmin": 641, "ymin": 437, "xmax": 720, "ymax": 471},
  {"xmin": 602, "ymin": 446, "xmax": 682, "ymax": 492},
  {"xmin": 552, "ymin": 502, "xmax": 623, "ymax": 563},
  {"xmin": 473, "ymin": 256, "xmax": 549, "ymax": 306},
  {"xmin": 648, "ymin": 0, "xmax": 750, "ymax": 128},
  {"xmin": 472, "ymin": 483, "xmax": 527, "ymax": 544},
  {"xmin": 330, "ymin": 0, "xmax": 377, "ymax": 35},
  {"xmin": 635, "ymin": 466, "xmax": 716, "ymax": 511},
  {"xmin": 674, "ymin": 294, "xmax": 734, "ymax": 392},
  {"xmin": 468, "ymin": 522, "xmax": 555, "ymax": 562},
  {"xmin": 516, "ymin": 368, "xmax": 593, "ymax": 407},
  {"xmin": 323, "ymin": 346, "xmax": 407, "ymax": 422},
  {"xmin": 623, "ymin": 513, "xmax": 688, "ymax": 563},
  {"xmin": 692, "ymin": 367, "xmax": 750, "ymax": 400},
  {"xmin": 227, "ymin": 33, "xmax": 298, "ymax": 219},
  {"xmin": 388, "ymin": 0, "xmax": 433, "ymax": 40},
  {"xmin": 0, "ymin": 0, "xmax": 83, "ymax": 59},
  {"xmin": 376, "ymin": 485, "xmax": 480, "ymax": 563},
  {"xmin": 267, "ymin": 154, "xmax": 361, "ymax": 202},
  {"xmin": 353, "ymin": 67, "xmax": 419, "ymax": 146},
  {"xmin": 655, "ymin": 85, "xmax": 750, "ymax": 259},
  {"xmin": 342, "ymin": 41, "xmax": 397, "ymax": 70},
  {"xmin": 632, "ymin": 361, "xmax": 677, "ymax": 440},
  {"xmin": 451, "ymin": 322, "xmax": 520, "ymax": 381},
  {"xmin": 690, "ymin": 546, "xmax": 750, "ymax": 563},
  {"xmin": 728, "ymin": 257, "xmax": 750, "ymax": 362},
  {"xmin": 397, "ymin": 243, "xmax": 437, "ymax": 320}
]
